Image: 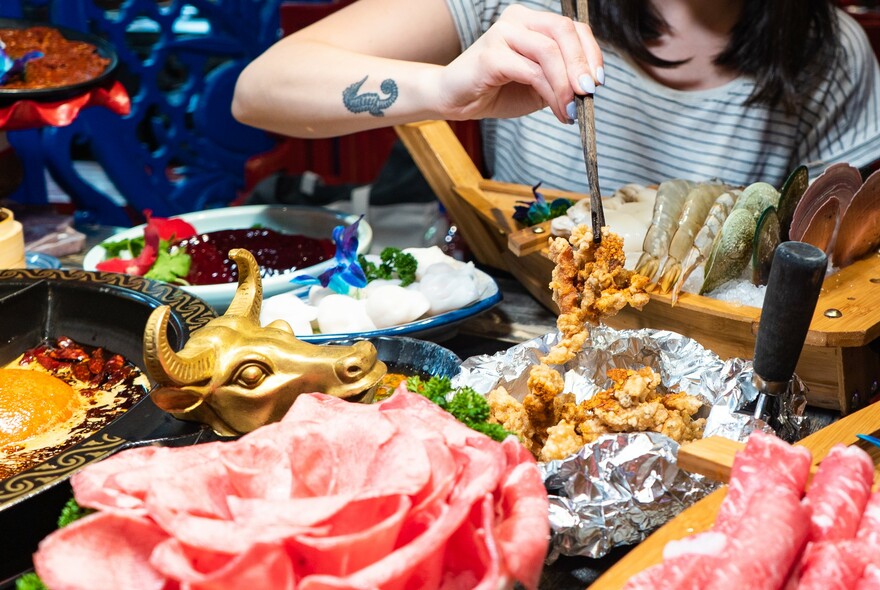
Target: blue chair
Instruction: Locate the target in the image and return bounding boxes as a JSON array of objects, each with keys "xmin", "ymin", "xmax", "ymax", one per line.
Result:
[{"xmin": 5, "ymin": 0, "xmax": 282, "ymax": 225}]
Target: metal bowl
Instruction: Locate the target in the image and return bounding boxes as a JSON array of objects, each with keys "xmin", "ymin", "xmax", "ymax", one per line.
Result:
[{"xmin": 329, "ymin": 336, "xmax": 462, "ymax": 380}]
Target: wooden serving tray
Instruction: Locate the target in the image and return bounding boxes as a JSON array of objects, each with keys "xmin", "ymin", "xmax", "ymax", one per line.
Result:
[
  {"xmin": 588, "ymin": 400, "xmax": 880, "ymax": 589},
  {"xmin": 395, "ymin": 120, "xmax": 880, "ymax": 414}
]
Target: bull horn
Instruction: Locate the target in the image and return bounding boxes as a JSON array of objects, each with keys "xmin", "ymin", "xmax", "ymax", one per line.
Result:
[
  {"xmin": 224, "ymin": 248, "xmax": 262, "ymax": 323},
  {"xmin": 144, "ymin": 306, "xmax": 215, "ymax": 385}
]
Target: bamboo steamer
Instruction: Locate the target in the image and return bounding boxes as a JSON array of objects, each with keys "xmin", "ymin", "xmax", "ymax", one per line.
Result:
[{"xmin": 395, "ymin": 120, "xmax": 880, "ymax": 414}]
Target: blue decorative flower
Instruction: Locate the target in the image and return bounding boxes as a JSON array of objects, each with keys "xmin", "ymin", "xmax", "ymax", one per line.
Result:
[
  {"xmin": 512, "ymin": 182, "xmax": 574, "ymax": 226},
  {"xmin": 0, "ymin": 46, "xmax": 43, "ymax": 85},
  {"xmin": 291, "ymin": 216, "xmax": 367, "ymax": 295}
]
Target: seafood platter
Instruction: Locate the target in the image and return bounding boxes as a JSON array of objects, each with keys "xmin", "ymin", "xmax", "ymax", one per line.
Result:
[
  {"xmin": 396, "ymin": 120, "xmax": 880, "ymax": 413},
  {"xmin": 0, "ymin": 268, "xmax": 216, "ymax": 580}
]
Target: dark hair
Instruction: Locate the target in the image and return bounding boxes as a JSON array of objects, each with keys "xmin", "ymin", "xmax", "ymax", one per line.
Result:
[{"xmin": 589, "ymin": 0, "xmax": 838, "ymax": 113}]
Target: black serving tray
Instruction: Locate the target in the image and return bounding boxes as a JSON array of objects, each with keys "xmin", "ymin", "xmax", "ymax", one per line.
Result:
[
  {"xmin": 0, "ymin": 18, "xmax": 119, "ymax": 105},
  {"xmin": 0, "ymin": 268, "xmax": 216, "ymax": 579}
]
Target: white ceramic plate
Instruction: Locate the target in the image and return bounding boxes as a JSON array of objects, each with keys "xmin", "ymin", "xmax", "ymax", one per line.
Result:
[{"xmin": 82, "ymin": 205, "xmax": 372, "ymax": 312}]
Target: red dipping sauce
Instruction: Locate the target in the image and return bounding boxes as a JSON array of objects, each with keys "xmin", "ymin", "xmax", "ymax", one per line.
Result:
[{"xmin": 176, "ymin": 228, "xmax": 335, "ymax": 286}]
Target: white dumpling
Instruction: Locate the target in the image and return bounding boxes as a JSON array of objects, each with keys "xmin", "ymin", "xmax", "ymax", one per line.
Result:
[
  {"xmin": 361, "ymin": 278, "xmax": 401, "ymax": 295},
  {"xmin": 260, "ymin": 292, "xmax": 317, "ymax": 335},
  {"xmin": 402, "ymin": 246, "xmax": 459, "ymax": 280},
  {"xmin": 364, "ymin": 284, "xmax": 431, "ymax": 329},
  {"xmin": 307, "ymin": 285, "xmax": 336, "ymax": 306},
  {"xmin": 418, "ymin": 262, "xmax": 480, "ymax": 315},
  {"xmin": 316, "ymin": 294, "xmax": 376, "ymax": 334}
]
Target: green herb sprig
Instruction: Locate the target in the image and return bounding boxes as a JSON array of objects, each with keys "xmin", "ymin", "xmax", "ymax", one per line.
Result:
[
  {"xmin": 358, "ymin": 247, "xmax": 418, "ymax": 287},
  {"xmin": 405, "ymin": 376, "xmax": 515, "ymax": 442}
]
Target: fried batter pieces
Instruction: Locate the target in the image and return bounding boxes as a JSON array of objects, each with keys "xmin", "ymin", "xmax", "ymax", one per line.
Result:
[
  {"xmin": 489, "ymin": 366, "xmax": 706, "ymax": 462},
  {"xmin": 544, "ymin": 226, "xmax": 650, "ymax": 365},
  {"xmin": 487, "ymin": 224, "xmax": 698, "ymax": 461}
]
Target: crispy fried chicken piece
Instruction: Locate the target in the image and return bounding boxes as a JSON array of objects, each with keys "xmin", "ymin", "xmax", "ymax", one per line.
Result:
[
  {"xmin": 540, "ymin": 420, "xmax": 585, "ymax": 462},
  {"xmin": 523, "ymin": 363, "xmax": 566, "ymax": 445},
  {"xmin": 496, "ymin": 363, "xmax": 706, "ymax": 459},
  {"xmin": 555, "ymin": 366, "xmax": 706, "ymax": 449},
  {"xmin": 486, "ymin": 386, "xmax": 540, "ymax": 456},
  {"xmin": 543, "ymin": 226, "xmax": 650, "ymax": 366}
]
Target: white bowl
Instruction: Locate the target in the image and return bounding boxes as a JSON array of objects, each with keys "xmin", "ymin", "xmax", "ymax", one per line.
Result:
[{"xmin": 82, "ymin": 205, "xmax": 372, "ymax": 312}]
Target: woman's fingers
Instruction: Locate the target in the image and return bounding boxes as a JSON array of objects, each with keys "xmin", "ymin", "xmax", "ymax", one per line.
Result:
[
  {"xmin": 496, "ymin": 5, "xmax": 604, "ymax": 99},
  {"xmin": 500, "ymin": 27, "xmax": 576, "ymax": 121},
  {"xmin": 573, "ymin": 21, "xmax": 604, "ymax": 89},
  {"xmin": 490, "ymin": 52, "xmax": 564, "ymax": 121},
  {"xmin": 439, "ymin": 4, "xmax": 605, "ymax": 122}
]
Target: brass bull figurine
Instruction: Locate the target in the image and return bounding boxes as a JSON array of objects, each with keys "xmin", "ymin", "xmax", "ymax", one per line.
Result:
[{"xmin": 143, "ymin": 248, "xmax": 387, "ymax": 436}]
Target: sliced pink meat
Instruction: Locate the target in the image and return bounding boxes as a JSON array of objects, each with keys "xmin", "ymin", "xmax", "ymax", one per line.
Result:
[
  {"xmin": 36, "ymin": 391, "xmax": 548, "ymax": 590},
  {"xmin": 444, "ymin": 493, "xmax": 505, "ymax": 590},
  {"xmin": 714, "ymin": 432, "xmax": 812, "ymax": 533},
  {"xmin": 150, "ymin": 537, "xmax": 296, "ymax": 590},
  {"xmin": 857, "ymin": 491, "xmax": 880, "ymax": 547},
  {"xmin": 795, "ymin": 540, "xmax": 867, "ymax": 590},
  {"xmin": 856, "ymin": 564, "xmax": 880, "ymax": 590},
  {"xmin": 69, "ymin": 445, "xmax": 161, "ymax": 512},
  {"xmin": 34, "ymin": 512, "xmax": 168, "ymax": 590},
  {"xmin": 493, "ymin": 452, "xmax": 550, "ymax": 590},
  {"xmin": 804, "ymin": 444, "xmax": 874, "ymax": 542},
  {"xmin": 71, "ymin": 443, "xmax": 227, "ymax": 513},
  {"xmin": 290, "ymin": 495, "xmax": 412, "ymax": 578},
  {"xmin": 705, "ymin": 487, "xmax": 810, "ymax": 589},
  {"xmin": 226, "ymin": 494, "xmax": 347, "ymax": 529},
  {"xmin": 380, "ymin": 386, "xmax": 485, "ymax": 447},
  {"xmin": 220, "ymin": 435, "xmax": 294, "ymax": 500},
  {"xmin": 623, "ymin": 532, "xmax": 725, "ymax": 590}
]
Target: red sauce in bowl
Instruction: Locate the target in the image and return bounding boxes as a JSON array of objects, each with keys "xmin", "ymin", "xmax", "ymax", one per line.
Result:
[
  {"xmin": 176, "ymin": 228, "xmax": 335, "ymax": 286},
  {"xmin": 0, "ymin": 27, "xmax": 109, "ymax": 89}
]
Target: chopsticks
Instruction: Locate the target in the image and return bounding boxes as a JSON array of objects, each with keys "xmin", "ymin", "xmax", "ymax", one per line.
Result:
[{"xmin": 559, "ymin": 0, "xmax": 605, "ymax": 244}]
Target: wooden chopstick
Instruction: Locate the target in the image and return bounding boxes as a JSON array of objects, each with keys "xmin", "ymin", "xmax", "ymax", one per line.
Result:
[{"xmin": 559, "ymin": 0, "xmax": 604, "ymax": 243}]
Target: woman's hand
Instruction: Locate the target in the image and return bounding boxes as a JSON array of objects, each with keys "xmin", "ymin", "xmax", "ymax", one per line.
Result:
[{"xmin": 436, "ymin": 4, "xmax": 603, "ymax": 124}]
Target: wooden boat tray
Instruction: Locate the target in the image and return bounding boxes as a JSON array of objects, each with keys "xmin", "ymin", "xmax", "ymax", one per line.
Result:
[{"xmin": 396, "ymin": 120, "xmax": 880, "ymax": 413}]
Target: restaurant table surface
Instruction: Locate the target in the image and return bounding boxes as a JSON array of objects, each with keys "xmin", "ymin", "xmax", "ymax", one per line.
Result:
[{"xmin": 48, "ymin": 224, "xmax": 840, "ymax": 590}]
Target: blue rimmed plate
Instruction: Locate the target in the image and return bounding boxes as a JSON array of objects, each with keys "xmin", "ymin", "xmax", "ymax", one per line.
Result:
[{"xmin": 298, "ymin": 269, "xmax": 502, "ymax": 343}]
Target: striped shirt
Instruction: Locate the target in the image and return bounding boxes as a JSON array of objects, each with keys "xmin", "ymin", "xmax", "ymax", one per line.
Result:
[{"xmin": 444, "ymin": 0, "xmax": 880, "ymax": 192}]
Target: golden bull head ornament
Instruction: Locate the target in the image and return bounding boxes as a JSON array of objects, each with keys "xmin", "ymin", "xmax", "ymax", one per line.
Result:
[{"xmin": 143, "ymin": 248, "xmax": 387, "ymax": 436}]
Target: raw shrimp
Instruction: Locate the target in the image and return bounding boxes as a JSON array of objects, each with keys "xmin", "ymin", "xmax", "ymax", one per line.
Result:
[
  {"xmin": 635, "ymin": 179, "xmax": 697, "ymax": 280},
  {"xmin": 669, "ymin": 190, "xmax": 739, "ymax": 305},
  {"xmin": 656, "ymin": 183, "xmax": 731, "ymax": 293}
]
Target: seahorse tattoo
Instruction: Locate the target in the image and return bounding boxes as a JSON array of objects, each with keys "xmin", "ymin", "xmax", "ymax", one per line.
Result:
[{"xmin": 342, "ymin": 76, "xmax": 398, "ymax": 117}]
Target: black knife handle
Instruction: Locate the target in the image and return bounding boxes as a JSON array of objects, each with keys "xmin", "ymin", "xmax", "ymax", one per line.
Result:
[{"xmin": 753, "ymin": 241, "xmax": 827, "ymax": 388}]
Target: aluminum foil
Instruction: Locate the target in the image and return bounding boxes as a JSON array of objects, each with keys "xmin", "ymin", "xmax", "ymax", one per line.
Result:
[{"xmin": 452, "ymin": 324, "xmax": 811, "ymax": 560}]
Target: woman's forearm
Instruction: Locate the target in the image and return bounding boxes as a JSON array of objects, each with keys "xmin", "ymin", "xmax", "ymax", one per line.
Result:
[
  {"xmin": 232, "ymin": 0, "xmax": 603, "ymax": 138},
  {"xmin": 232, "ymin": 39, "xmax": 447, "ymax": 138}
]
